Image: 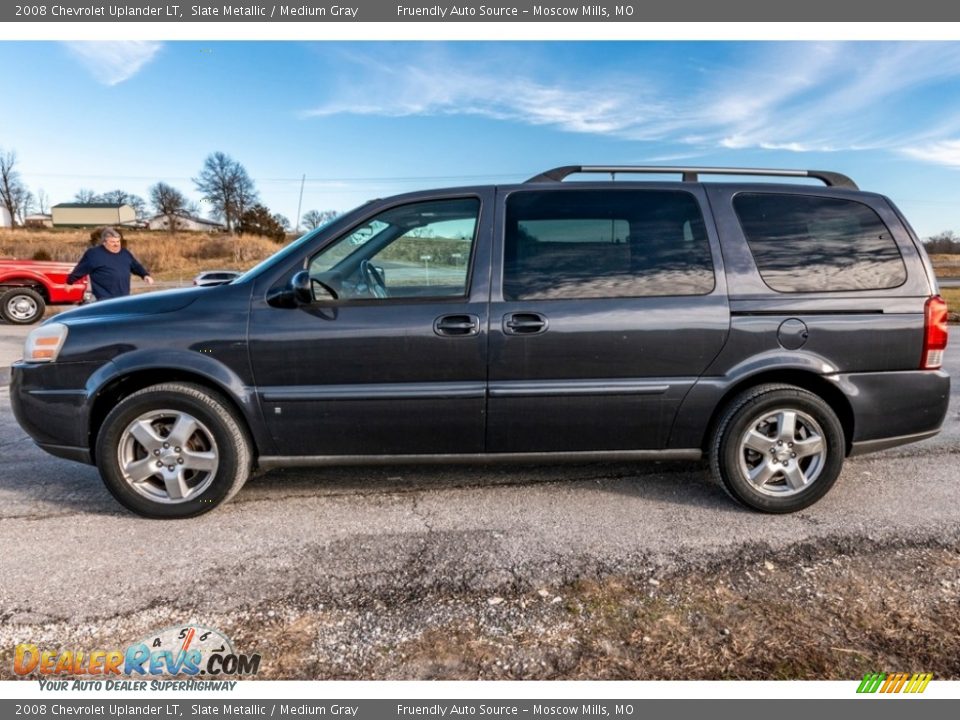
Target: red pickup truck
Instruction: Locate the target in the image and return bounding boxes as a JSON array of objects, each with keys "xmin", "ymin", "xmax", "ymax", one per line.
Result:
[{"xmin": 0, "ymin": 259, "xmax": 89, "ymax": 324}]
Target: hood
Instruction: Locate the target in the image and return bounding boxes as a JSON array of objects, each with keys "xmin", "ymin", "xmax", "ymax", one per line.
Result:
[
  {"xmin": 50, "ymin": 287, "xmax": 205, "ymax": 323},
  {"xmin": 0, "ymin": 259, "xmax": 79, "ymax": 274}
]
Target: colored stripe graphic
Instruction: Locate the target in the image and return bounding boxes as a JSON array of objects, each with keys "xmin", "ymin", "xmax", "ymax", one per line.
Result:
[
  {"xmin": 858, "ymin": 672, "xmax": 932, "ymax": 694},
  {"xmin": 880, "ymin": 673, "xmax": 909, "ymax": 693},
  {"xmin": 906, "ymin": 674, "xmax": 933, "ymax": 694},
  {"xmin": 857, "ymin": 673, "xmax": 886, "ymax": 693}
]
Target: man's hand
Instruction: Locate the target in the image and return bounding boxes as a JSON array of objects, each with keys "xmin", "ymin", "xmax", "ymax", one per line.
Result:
[{"xmin": 144, "ymin": 276, "xmax": 155, "ymax": 285}]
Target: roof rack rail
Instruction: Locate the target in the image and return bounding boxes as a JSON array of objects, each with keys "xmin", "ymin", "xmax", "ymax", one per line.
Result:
[{"xmin": 524, "ymin": 165, "xmax": 859, "ymax": 190}]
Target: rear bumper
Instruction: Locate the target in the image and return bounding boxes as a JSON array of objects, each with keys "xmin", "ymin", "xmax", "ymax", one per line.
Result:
[
  {"xmin": 836, "ymin": 369, "xmax": 950, "ymax": 455},
  {"xmin": 848, "ymin": 429, "xmax": 942, "ymax": 457}
]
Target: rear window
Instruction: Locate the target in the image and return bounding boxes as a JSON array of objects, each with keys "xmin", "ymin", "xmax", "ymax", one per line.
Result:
[
  {"xmin": 503, "ymin": 189, "xmax": 715, "ymax": 300},
  {"xmin": 733, "ymin": 193, "xmax": 907, "ymax": 292}
]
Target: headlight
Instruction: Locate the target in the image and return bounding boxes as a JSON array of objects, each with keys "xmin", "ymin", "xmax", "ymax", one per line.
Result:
[{"xmin": 24, "ymin": 323, "xmax": 69, "ymax": 363}]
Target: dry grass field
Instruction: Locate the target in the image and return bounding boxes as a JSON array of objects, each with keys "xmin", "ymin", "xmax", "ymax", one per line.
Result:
[
  {"xmin": 929, "ymin": 256, "xmax": 959, "ymax": 320},
  {"xmin": 0, "ymin": 228, "xmax": 283, "ymax": 281},
  {"xmin": 931, "ymin": 254, "xmax": 960, "ymax": 278}
]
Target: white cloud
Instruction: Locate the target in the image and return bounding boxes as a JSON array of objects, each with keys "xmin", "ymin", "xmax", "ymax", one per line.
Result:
[
  {"xmin": 302, "ymin": 43, "xmax": 960, "ymax": 160},
  {"xmin": 723, "ymin": 137, "xmax": 834, "ymax": 152},
  {"xmin": 724, "ymin": 43, "xmax": 960, "ymax": 153},
  {"xmin": 307, "ymin": 70, "xmax": 665, "ymax": 138},
  {"xmin": 64, "ymin": 42, "xmax": 163, "ymax": 86},
  {"xmin": 901, "ymin": 140, "xmax": 960, "ymax": 167},
  {"xmin": 303, "ymin": 45, "xmax": 674, "ymax": 139}
]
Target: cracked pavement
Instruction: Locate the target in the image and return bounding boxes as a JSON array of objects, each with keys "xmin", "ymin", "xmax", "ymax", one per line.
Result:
[{"xmin": 1, "ymin": 322, "xmax": 958, "ymax": 628}]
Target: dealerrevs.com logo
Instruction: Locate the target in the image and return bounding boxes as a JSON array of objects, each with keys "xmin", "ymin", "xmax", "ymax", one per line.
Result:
[{"xmin": 14, "ymin": 625, "xmax": 261, "ymax": 689}]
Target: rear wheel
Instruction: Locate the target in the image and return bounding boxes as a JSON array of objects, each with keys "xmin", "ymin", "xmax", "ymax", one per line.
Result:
[
  {"xmin": 96, "ymin": 382, "xmax": 252, "ymax": 518},
  {"xmin": 710, "ymin": 384, "xmax": 845, "ymax": 513},
  {"xmin": 1, "ymin": 287, "xmax": 45, "ymax": 324}
]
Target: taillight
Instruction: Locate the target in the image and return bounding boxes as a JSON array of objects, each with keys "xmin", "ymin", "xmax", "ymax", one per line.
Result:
[{"xmin": 922, "ymin": 295, "xmax": 949, "ymax": 369}]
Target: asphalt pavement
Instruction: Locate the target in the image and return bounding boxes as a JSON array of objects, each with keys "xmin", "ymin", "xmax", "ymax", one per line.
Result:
[{"xmin": 0, "ymin": 320, "xmax": 957, "ymax": 626}]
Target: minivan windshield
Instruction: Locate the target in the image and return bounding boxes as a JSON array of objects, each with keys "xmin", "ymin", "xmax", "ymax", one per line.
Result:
[{"xmin": 233, "ymin": 206, "xmax": 361, "ymax": 283}]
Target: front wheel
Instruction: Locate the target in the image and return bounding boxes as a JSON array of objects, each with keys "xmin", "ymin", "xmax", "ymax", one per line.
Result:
[
  {"xmin": 1, "ymin": 287, "xmax": 45, "ymax": 324},
  {"xmin": 709, "ymin": 384, "xmax": 845, "ymax": 513},
  {"xmin": 96, "ymin": 382, "xmax": 252, "ymax": 518}
]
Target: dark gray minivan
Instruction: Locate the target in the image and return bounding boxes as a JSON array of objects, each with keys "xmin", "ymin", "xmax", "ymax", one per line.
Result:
[{"xmin": 11, "ymin": 166, "xmax": 950, "ymax": 518}]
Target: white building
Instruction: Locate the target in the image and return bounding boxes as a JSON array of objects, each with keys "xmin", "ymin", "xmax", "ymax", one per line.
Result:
[
  {"xmin": 148, "ymin": 213, "xmax": 226, "ymax": 232},
  {"xmin": 24, "ymin": 213, "xmax": 54, "ymax": 228},
  {"xmin": 0, "ymin": 206, "xmax": 11, "ymax": 228}
]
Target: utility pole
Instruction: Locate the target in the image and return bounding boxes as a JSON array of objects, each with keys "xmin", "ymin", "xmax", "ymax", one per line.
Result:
[{"xmin": 294, "ymin": 173, "xmax": 305, "ymax": 233}]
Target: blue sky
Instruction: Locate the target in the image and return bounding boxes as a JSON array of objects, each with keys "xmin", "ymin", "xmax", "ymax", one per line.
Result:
[{"xmin": 2, "ymin": 40, "xmax": 960, "ymax": 237}]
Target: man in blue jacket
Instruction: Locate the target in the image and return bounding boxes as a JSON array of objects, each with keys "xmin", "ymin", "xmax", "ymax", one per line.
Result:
[{"xmin": 67, "ymin": 227, "xmax": 155, "ymax": 300}]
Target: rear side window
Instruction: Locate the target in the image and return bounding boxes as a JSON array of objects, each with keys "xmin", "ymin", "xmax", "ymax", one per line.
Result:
[
  {"xmin": 733, "ymin": 193, "xmax": 907, "ymax": 292},
  {"xmin": 503, "ymin": 190, "xmax": 715, "ymax": 300}
]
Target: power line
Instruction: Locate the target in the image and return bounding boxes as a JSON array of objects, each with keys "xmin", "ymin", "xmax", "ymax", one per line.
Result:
[{"xmin": 19, "ymin": 171, "xmax": 532, "ymax": 184}]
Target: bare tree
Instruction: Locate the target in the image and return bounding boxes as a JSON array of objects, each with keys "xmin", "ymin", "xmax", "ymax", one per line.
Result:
[
  {"xmin": 302, "ymin": 209, "xmax": 338, "ymax": 230},
  {"xmin": 99, "ymin": 189, "xmax": 148, "ymax": 220},
  {"xmin": 149, "ymin": 182, "xmax": 188, "ymax": 233},
  {"xmin": 74, "ymin": 188, "xmax": 98, "ymax": 203},
  {"xmin": 15, "ymin": 188, "xmax": 35, "ymax": 224},
  {"xmin": 193, "ymin": 152, "xmax": 258, "ymax": 234},
  {"xmin": 129, "ymin": 196, "xmax": 148, "ymax": 221},
  {"xmin": 36, "ymin": 188, "xmax": 49, "ymax": 215},
  {"xmin": 925, "ymin": 230, "xmax": 960, "ymax": 254},
  {"xmin": 0, "ymin": 150, "xmax": 29, "ymax": 229}
]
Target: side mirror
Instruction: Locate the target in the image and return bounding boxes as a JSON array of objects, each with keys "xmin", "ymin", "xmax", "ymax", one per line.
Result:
[
  {"xmin": 267, "ymin": 271, "xmax": 340, "ymax": 309},
  {"xmin": 293, "ymin": 270, "xmax": 339, "ymax": 304},
  {"xmin": 291, "ymin": 270, "xmax": 313, "ymax": 305}
]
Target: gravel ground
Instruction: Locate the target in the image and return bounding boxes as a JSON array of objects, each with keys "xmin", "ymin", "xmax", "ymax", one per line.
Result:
[
  {"xmin": 1, "ymin": 323, "xmax": 958, "ymax": 680},
  {"xmin": 3, "ymin": 539, "xmax": 958, "ymax": 680}
]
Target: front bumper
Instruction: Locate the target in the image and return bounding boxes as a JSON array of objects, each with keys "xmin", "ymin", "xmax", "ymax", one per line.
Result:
[{"xmin": 10, "ymin": 360, "xmax": 100, "ymax": 465}]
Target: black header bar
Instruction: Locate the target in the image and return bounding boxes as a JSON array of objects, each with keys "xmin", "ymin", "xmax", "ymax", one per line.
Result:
[
  {"xmin": 0, "ymin": 699, "xmax": 958, "ymax": 719},
  {"xmin": 5, "ymin": 0, "xmax": 960, "ymax": 22}
]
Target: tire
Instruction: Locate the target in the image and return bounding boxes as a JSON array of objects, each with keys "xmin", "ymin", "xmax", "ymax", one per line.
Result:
[
  {"xmin": 1, "ymin": 287, "xmax": 45, "ymax": 324},
  {"xmin": 95, "ymin": 382, "xmax": 252, "ymax": 518},
  {"xmin": 709, "ymin": 384, "xmax": 845, "ymax": 513}
]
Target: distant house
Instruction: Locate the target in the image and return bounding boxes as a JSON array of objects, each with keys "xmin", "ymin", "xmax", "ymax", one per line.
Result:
[
  {"xmin": 0, "ymin": 207, "xmax": 11, "ymax": 228},
  {"xmin": 24, "ymin": 213, "xmax": 54, "ymax": 229},
  {"xmin": 148, "ymin": 213, "xmax": 226, "ymax": 232},
  {"xmin": 51, "ymin": 203, "xmax": 136, "ymax": 227}
]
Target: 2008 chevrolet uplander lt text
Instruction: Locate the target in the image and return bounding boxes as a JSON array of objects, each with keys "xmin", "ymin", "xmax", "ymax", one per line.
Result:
[{"xmin": 10, "ymin": 166, "xmax": 950, "ymax": 518}]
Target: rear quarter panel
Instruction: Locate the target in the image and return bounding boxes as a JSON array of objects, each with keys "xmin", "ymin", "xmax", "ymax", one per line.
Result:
[{"xmin": 669, "ymin": 184, "xmax": 939, "ymax": 449}]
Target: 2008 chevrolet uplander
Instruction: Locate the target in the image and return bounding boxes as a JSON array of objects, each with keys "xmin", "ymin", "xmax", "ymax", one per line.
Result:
[{"xmin": 11, "ymin": 166, "xmax": 951, "ymax": 518}]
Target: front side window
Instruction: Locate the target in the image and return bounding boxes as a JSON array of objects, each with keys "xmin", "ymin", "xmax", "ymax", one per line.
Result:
[
  {"xmin": 308, "ymin": 198, "xmax": 479, "ymax": 301},
  {"xmin": 733, "ymin": 193, "xmax": 907, "ymax": 292},
  {"xmin": 503, "ymin": 190, "xmax": 715, "ymax": 301}
]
